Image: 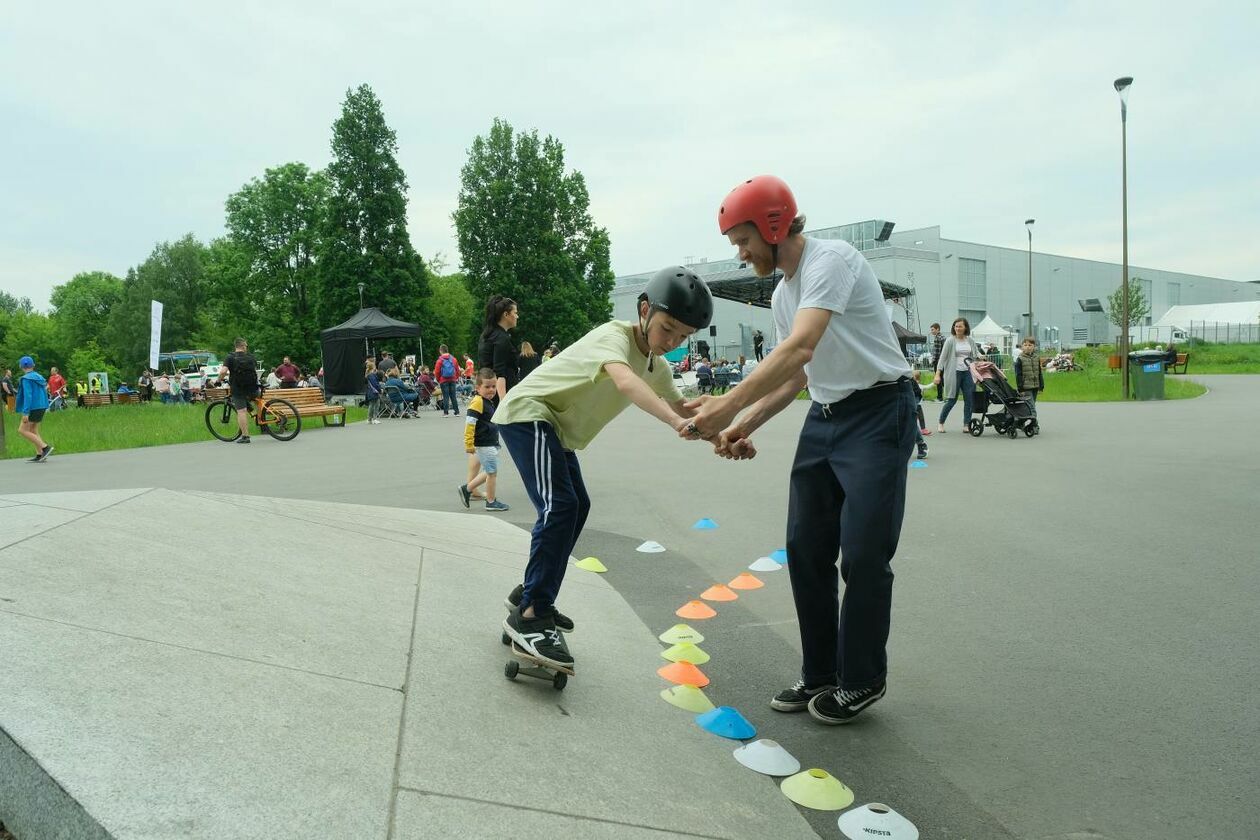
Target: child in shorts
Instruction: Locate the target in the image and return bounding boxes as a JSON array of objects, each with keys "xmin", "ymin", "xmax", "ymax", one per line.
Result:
[
  {"xmin": 458, "ymin": 368, "xmax": 509, "ymax": 512},
  {"xmin": 15, "ymin": 355, "xmax": 53, "ymax": 462}
]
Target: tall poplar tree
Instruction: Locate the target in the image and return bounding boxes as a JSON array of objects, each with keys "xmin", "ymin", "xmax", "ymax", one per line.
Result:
[
  {"xmin": 314, "ymin": 84, "xmax": 431, "ymax": 330},
  {"xmin": 454, "ymin": 118, "xmax": 614, "ymax": 350}
]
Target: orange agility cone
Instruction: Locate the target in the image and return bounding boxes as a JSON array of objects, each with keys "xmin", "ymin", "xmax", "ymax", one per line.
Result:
[
  {"xmin": 728, "ymin": 572, "xmax": 764, "ymax": 590},
  {"xmin": 658, "ymin": 661, "xmax": 709, "ymax": 687},
  {"xmin": 676, "ymin": 600, "xmax": 717, "ymax": 620},
  {"xmin": 700, "ymin": 584, "xmax": 738, "ymax": 602}
]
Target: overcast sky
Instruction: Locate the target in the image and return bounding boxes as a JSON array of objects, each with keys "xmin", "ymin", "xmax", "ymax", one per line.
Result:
[{"xmin": 3, "ymin": 1, "xmax": 1257, "ymax": 310}]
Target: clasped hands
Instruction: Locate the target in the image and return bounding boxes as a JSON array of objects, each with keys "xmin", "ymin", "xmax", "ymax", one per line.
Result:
[{"xmin": 674, "ymin": 394, "xmax": 757, "ymax": 460}]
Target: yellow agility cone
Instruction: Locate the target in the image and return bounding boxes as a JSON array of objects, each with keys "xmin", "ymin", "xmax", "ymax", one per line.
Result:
[
  {"xmin": 574, "ymin": 556, "xmax": 607, "ymax": 573},
  {"xmin": 660, "ymin": 642, "xmax": 710, "ymax": 665},
  {"xmin": 780, "ymin": 769, "xmax": 854, "ymax": 811},
  {"xmin": 659, "ymin": 683, "xmax": 715, "ymax": 713},
  {"xmin": 658, "ymin": 624, "xmax": 705, "ymax": 645}
]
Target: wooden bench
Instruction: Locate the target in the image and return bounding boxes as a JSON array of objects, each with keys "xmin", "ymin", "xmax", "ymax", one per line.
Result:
[
  {"xmin": 80, "ymin": 392, "xmax": 140, "ymax": 407},
  {"xmin": 204, "ymin": 387, "xmax": 345, "ymax": 427},
  {"xmin": 1167, "ymin": 353, "xmax": 1189, "ymax": 374}
]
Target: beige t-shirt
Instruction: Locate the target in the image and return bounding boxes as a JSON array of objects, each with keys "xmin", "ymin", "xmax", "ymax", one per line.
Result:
[{"xmin": 494, "ymin": 320, "xmax": 681, "ymax": 451}]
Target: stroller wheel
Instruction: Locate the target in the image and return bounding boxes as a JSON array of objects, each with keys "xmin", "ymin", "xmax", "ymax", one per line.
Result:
[
  {"xmin": 1008, "ymin": 427, "xmax": 1018, "ymax": 439},
  {"xmin": 1026, "ymin": 420, "xmax": 1039, "ymax": 437},
  {"xmin": 969, "ymin": 420, "xmax": 983, "ymax": 437}
]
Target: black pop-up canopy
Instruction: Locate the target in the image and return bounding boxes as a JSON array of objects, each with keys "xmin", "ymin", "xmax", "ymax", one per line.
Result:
[
  {"xmin": 891, "ymin": 321, "xmax": 926, "ymax": 347},
  {"xmin": 320, "ymin": 307, "xmax": 422, "ymax": 396}
]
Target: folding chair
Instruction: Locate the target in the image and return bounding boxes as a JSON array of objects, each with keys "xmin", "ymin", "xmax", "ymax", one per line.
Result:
[{"xmin": 380, "ymin": 384, "xmax": 408, "ymax": 418}]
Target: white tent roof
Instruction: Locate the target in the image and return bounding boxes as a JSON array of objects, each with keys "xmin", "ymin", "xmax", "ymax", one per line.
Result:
[
  {"xmin": 971, "ymin": 315, "xmax": 1012, "ymax": 340},
  {"xmin": 1153, "ymin": 301, "xmax": 1260, "ymax": 328}
]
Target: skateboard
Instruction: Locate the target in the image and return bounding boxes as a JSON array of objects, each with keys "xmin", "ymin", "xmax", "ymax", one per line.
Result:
[{"xmin": 501, "ymin": 629, "xmax": 573, "ymax": 691}]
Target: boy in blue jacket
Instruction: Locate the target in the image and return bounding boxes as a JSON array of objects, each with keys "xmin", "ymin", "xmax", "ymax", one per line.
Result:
[{"xmin": 15, "ymin": 355, "xmax": 53, "ymax": 461}]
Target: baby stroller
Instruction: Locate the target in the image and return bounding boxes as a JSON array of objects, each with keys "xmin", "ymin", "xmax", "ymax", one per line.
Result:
[{"xmin": 967, "ymin": 360, "xmax": 1038, "ymax": 438}]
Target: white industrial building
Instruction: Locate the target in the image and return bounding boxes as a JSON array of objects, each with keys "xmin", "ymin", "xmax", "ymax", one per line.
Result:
[{"xmin": 611, "ymin": 221, "xmax": 1259, "ymax": 359}]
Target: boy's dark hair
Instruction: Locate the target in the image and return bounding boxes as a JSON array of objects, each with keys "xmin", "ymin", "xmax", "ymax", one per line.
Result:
[
  {"xmin": 234, "ymin": 337, "xmax": 247, "ymax": 349},
  {"xmin": 438, "ymin": 344, "xmax": 448, "ymax": 353},
  {"xmin": 1022, "ymin": 336, "xmax": 1037, "ymax": 346},
  {"xmin": 930, "ymin": 322, "xmax": 941, "ymax": 330},
  {"xmin": 475, "ymin": 367, "xmax": 497, "ymax": 384}
]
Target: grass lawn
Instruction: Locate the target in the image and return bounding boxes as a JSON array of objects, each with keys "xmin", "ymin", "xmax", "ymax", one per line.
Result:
[
  {"xmin": 914, "ymin": 367, "xmax": 1207, "ymax": 402},
  {"xmin": 2, "ymin": 400, "xmax": 368, "ymax": 460}
]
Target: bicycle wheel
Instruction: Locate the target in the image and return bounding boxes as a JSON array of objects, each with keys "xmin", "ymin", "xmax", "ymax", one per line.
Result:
[
  {"xmin": 205, "ymin": 399, "xmax": 241, "ymax": 442},
  {"xmin": 260, "ymin": 398, "xmax": 302, "ymax": 441}
]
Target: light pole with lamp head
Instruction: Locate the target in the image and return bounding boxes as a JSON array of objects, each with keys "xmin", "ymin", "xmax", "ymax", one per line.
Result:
[
  {"xmin": 357, "ymin": 283, "xmax": 369, "ymax": 360},
  {"xmin": 1115, "ymin": 76, "xmax": 1133, "ymax": 399},
  {"xmin": 1025, "ymin": 219, "xmax": 1035, "ymax": 340}
]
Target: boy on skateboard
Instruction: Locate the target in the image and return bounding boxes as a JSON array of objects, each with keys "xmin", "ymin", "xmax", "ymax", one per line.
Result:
[{"xmin": 496, "ymin": 267, "xmax": 747, "ymax": 671}]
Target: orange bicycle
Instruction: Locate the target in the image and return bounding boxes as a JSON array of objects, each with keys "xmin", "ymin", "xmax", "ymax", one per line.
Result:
[{"xmin": 204, "ymin": 387, "xmax": 301, "ymax": 442}]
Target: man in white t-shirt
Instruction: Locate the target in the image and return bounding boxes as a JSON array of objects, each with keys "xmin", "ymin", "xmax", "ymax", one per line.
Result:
[{"xmin": 684, "ymin": 175, "xmax": 915, "ymax": 726}]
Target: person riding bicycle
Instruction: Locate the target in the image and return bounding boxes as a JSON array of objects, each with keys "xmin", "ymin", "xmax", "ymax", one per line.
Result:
[{"xmin": 218, "ymin": 337, "xmax": 259, "ymax": 444}]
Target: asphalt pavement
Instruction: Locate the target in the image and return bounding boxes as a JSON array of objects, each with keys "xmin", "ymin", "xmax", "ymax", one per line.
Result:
[{"xmin": 1, "ymin": 375, "xmax": 1256, "ymax": 839}]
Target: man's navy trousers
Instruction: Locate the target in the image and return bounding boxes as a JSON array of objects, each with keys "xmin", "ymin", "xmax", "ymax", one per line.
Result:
[{"xmin": 786, "ymin": 379, "xmax": 916, "ymax": 691}]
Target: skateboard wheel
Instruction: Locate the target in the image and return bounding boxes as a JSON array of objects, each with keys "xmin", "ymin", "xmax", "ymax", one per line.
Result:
[
  {"xmin": 501, "ymin": 631, "xmax": 510, "ymax": 646},
  {"xmin": 504, "ymin": 660, "xmax": 519, "ymax": 680},
  {"xmin": 552, "ymin": 672, "xmax": 567, "ymax": 691}
]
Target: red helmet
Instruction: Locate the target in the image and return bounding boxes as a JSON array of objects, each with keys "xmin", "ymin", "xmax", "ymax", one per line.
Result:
[{"xmin": 718, "ymin": 175, "xmax": 798, "ymax": 244}]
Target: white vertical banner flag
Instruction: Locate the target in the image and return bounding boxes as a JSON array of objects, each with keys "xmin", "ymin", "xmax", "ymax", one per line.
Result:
[{"xmin": 149, "ymin": 300, "xmax": 163, "ymax": 370}]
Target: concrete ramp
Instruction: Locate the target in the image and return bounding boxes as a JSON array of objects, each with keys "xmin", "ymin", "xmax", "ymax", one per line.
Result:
[{"xmin": 0, "ymin": 489, "xmax": 815, "ymax": 839}]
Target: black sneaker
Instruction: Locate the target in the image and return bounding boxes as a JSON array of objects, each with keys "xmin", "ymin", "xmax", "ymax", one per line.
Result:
[
  {"xmin": 504, "ymin": 584, "xmax": 574, "ymax": 632},
  {"xmin": 457, "ymin": 484, "xmax": 471, "ymax": 509},
  {"xmin": 35, "ymin": 445, "xmax": 54, "ymax": 462},
  {"xmin": 916, "ymin": 444, "xmax": 928, "ymax": 460},
  {"xmin": 807, "ymin": 682, "xmax": 887, "ymax": 725},
  {"xmin": 770, "ymin": 679, "xmax": 838, "ymax": 712},
  {"xmin": 235, "ymin": 436, "xmax": 251, "ymax": 444},
  {"xmin": 503, "ymin": 607, "xmax": 573, "ymax": 671}
]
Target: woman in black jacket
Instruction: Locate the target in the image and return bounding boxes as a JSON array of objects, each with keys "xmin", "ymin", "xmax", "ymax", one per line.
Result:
[{"xmin": 477, "ymin": 295, "xmax": 519, "ymax": 401}]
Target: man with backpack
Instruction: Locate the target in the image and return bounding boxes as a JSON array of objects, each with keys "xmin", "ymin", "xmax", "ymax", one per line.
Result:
[
  {"xmin": 217, "ymin": 337, "xmax": 260, "ymax": 443},
  {"xmin": 434, "ymin": 344, "xmax": 461, "ymax": 416}
]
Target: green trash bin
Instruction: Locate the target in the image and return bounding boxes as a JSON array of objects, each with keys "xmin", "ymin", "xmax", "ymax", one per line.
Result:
[{"xmin": 1128, "ymin": 350, "xmax": 1166, "ymax": 400}]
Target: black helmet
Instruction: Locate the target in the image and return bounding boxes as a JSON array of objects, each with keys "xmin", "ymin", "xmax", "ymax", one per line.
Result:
[{"xmin": 642, "ymin": 266, "xmax": 713, "ymax": 330}]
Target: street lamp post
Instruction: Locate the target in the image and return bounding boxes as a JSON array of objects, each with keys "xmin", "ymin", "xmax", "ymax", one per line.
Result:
[
  {"xmin": 357, "ymin": 283, "xmax": 368, "ymax": 359},
  {"xmin": 1025, "ymin": 219, "xmax": 1035, "ymax": 340},
  {"xmin": 1115, "ymin": 76, "xmax": 1133, "ymax": 399}
]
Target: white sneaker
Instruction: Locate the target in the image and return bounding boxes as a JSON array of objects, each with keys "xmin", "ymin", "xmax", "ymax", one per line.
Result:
[{"xmin": 369, "ymin": 419, "xmax": 381, "ymax": 425}]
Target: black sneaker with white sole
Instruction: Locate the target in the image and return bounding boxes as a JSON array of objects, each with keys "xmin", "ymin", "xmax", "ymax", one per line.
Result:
[
  {"xmin": 770, "ymin": 679, "xmax": 838, "ymax": 712},
  {"xmin": 457, "ymin": 484, "xmax": 471, "ymax": 508},
  {"xmin": 504, "ymin": 584, "xmax": 574, "ymax": 632},
  {"xmin": 807, "ymin": 682, "xmax": 886, "ymax": 724},
  {"xmin": 503, "ymin": 607, "xmax": 573, "ymax": 670}
]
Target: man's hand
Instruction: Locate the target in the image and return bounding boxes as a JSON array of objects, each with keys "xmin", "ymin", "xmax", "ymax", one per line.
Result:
[
  {"xmin": 680, "ymin": 394, "xmax": 740, "ymax": 441},
  {"xmin": 713, "ymin": 422, "xmax": 757, "ymax": 460}
]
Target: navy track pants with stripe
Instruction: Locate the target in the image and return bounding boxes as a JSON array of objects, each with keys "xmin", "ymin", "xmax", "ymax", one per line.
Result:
[{"xmin": 498, "ymin": 421, "xmax": 591, "ymax": 616}]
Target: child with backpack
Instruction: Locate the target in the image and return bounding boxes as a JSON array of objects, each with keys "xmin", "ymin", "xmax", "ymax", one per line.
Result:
[{"xmin": 434, "ymin": 345, "xmax": 461, "ymax": 416}]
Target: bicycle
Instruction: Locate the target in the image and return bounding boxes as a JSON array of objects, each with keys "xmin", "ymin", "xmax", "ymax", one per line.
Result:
[{"xmin": 204, "ymin": 386, "xmax": 301, "ymax": 442}]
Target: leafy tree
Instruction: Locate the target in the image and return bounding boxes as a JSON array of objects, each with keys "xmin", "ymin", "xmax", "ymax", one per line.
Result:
[
  {"xmin": 1107, "ymin": 277, "xmax": 1151, "ymax": 330},
  {"xmin": 66, "ymin": 340, "xmax": 118, "ymax": 391},
  {"xmin": 454, "ymin": 118, "xmax": 614, "ymax": 351},
  {"xmin": 49, "ymin": 271, "xmax": 124, "ymax": 355},
  {"xmin": 0, "ymin": 290, "xmax": 35, "ymax": 316},
  {"xmin": 0, "ymin": 310, "xmax": 62, "ymax": 375},
  {"xmin": 427, "ymin": 272, "xmax": 478, "ymax": 358},
  {"xmin": 314, "ymin": 84, "xmax": 431, "ymax": 331},
  {"xmin": 216, "ymin": 162, "xmax": 329, "ymax": 366},
  {"xmin": 105, "ymin": 235, "xmax": 210, "ymax": 369}
]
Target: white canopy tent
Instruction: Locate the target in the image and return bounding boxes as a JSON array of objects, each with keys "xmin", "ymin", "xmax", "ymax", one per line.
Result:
[
  {"xmin": 970, "ymin": 315, "xmax": 1017, "ymax": 355},
  {"xmin": 1149, "ymin": 301, "xmax": 1260, "ymax": 344}
]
